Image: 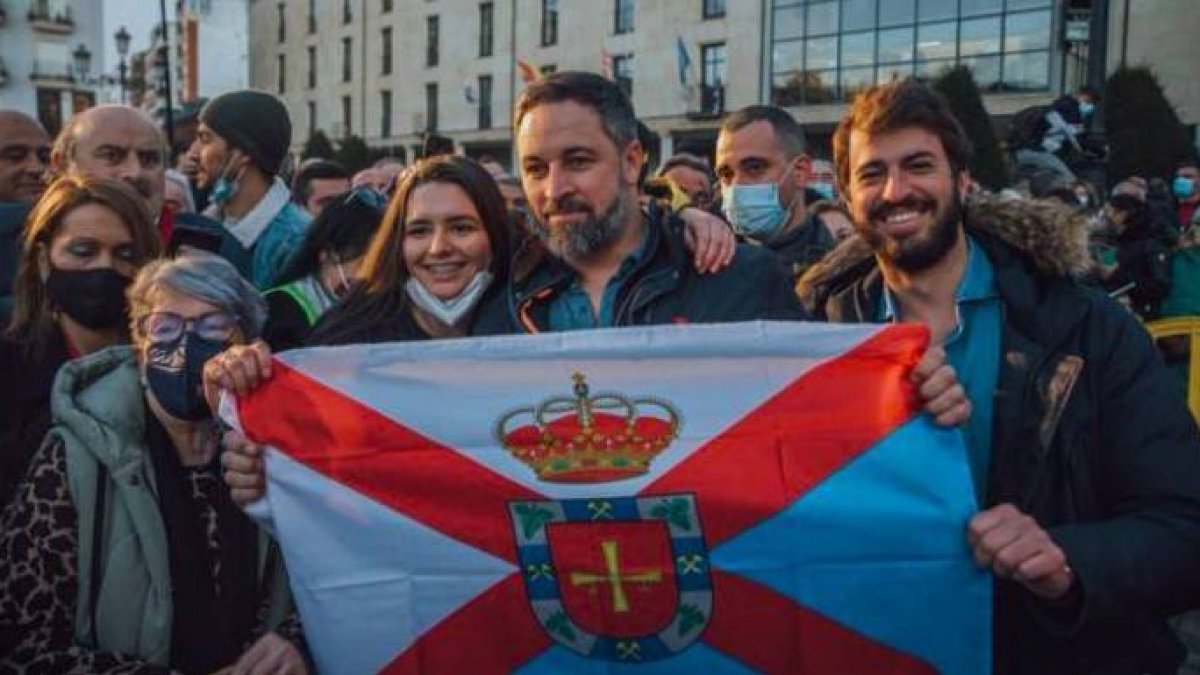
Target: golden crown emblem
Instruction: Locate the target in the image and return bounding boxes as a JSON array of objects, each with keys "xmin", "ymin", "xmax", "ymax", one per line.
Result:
[{"xmin": 496, "ymin": 373, "xmax": 682, "ymax": 483}]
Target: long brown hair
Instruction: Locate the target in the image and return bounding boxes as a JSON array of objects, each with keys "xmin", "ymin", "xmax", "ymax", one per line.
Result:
[
  {"xmin": 6, "ymin": 174, "xmax": 161, "ymax": 351},
  {"xmin": 360, "ymin": 155, "xmax": 510, "ymax": 291},
  {"xmin": 308, "ymin": 155, "xmax": 512, "ymax": 345}
]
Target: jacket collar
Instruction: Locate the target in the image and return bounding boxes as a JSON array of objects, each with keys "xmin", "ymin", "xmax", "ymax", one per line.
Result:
[
  {"xmin": 800, "ymin": 194, "xmax": 1090, "ymax": 318},
  {"xmin": 51, "ymin": 345, "xmax": 147, "ymax": 471},
  {"xmin": 509, "ymin": 204, "xmax": 686, "ymax": 331},
  {"xmin": 206, "ymin": 178, "xmax": 292, "ymax": 249}
]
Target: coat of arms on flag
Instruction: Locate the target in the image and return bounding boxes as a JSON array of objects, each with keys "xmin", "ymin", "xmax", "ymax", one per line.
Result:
[{"xmin": 229, "ymin": 322, "xmax": 992, "ymax": 675}]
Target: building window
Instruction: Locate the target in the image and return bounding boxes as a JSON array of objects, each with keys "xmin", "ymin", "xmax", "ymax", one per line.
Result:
[
  {"xmin": 382, "ymin": 27, "xmax": 393, "ymax": 75},
  {"xmin": 307, "ymin": 0, "xmax": 316, "ymax": 33},
  {"xmin": 479, "ymin": 3, "xmax": 494, "ymax": 58},
  {"xmin": 382, "ymin": 0, "xmax": 393, "ymax": 13},
  {"xmin": 425, "ymin": 83, "xmax": 438, "ymax": 131},
  {"xmin": 703, "ymin": 0, "xmax": 725, "ymax": 19},
  {"xmin": 307, "ymin": 46, "xmax": 316, "ymax": 88},
  {"xmin": 614, "ymin": 0, "xmax": 634, "ymax": 34},
  {"xmin": 342, "ymin": 0, "xmax": 352, "ymax": 24},
  {"xmin": 342, "ymin": 96, "xmax": 352, "ymax": 136},
  {"xmin": 342, "ymin": 37, "xmax": 352, "ymax": 82},
  {"xmin": 768, "ymin": 0, "xmax": 1053, "ymax": 106},
  {"xmin": 427, "ymin": 16, "xmax": 439, "ymax": 67},
  {"xmin": 541, "ymin": 0, "xmax": 558, "ymax": 47},
  {"xmin": 478, "ymin": 75, "xmax": 493, "ymax": 129},
  {"xmin": 308, "ymin": 101, "xmax": 316, "ymax": 138},
  {"xmin": 701, "ymin": 43, "xmax": 726, "ymax": 114},
  {"xmin": 277, "ymin": 3, "xmax": 285, "ymax": 42},
  {"xmin": 277, "ymin": 54, "xmax": 286, "ymax": 93},
  {"xmin": 381, "ymin": 90, "xmax": 392, "ymax": 137},
  {"xmin": 541, "ymin": 64, "xmax": 558, "ymax": 75},
  {"xmin": 613, "ymin": 54, "xmax": 633, "ymax": 99}
]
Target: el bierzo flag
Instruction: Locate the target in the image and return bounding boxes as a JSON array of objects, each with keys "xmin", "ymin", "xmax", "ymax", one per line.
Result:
[{"xmin": 227, "ymin": 321, "xmax": 992, "ymax": 674}]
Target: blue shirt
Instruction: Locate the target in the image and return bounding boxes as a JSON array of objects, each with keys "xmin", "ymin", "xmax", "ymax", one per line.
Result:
[
  {"xmin": 880, "ymin": 237, "xmax": 1002, "ymax": 499},
  {"xmin": 548, "ymin": 226, "xmax": 650, "ymax": 331}
]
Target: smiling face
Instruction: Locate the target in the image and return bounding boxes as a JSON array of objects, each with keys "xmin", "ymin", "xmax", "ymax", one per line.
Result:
[
  {"xmin": 402, "ymin": 181, "xmax": 493, "ymax": 301},
  {"xmin": 845, "ymin": 125, "xmax": 968, "ymax": 272},
  {"xmin": 517, "ymin": 100, "xmax": 642, "ymax": 262}
]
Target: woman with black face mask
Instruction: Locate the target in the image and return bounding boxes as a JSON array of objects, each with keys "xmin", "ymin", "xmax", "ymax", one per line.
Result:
[
  {"xmin": 0, "ymin": 251, "xmax": 309, "ymax": 674},
  {"xmin": 0, "ymin": 175, "xmax": 161, "ymax": 509}
]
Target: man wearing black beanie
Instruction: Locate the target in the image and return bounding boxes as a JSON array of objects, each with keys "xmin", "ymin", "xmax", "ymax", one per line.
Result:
[{"xmin": 187, "ymin": 90, "xmax": 311, "ymax": 289}]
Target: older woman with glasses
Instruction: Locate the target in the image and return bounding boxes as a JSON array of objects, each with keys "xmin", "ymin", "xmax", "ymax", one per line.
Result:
[{"xmin": 0, "ymin": 251, "xmax": 308, "ymax": 675}]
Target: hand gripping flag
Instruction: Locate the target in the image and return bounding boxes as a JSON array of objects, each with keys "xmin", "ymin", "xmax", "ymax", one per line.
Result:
[{"xmin": 228, "ymin": 322, "xmax": 991, "ymax": 675}]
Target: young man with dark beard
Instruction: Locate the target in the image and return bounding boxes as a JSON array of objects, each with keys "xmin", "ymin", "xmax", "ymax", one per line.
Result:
[
  {"xmin": 799, "ymin": 78, "xmax": 1200, "ymax": 675},
  {"xmin": 477, "ymin": 72, "xmax": 803, "ymax": 332}
]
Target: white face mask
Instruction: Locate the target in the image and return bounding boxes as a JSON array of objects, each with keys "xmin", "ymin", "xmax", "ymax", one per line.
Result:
[{"xmin": 405, "ymin": 270, "xmax": 494, "ymax": 327}]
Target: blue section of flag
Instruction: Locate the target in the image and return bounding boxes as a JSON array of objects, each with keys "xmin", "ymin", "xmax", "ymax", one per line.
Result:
[
  {"xmin": 711, "ymin": 417, "xmax": 991, "ymax": 675},
  {"xmin": 676, "ymin": 37, "xmax": 691, "ymax": 87}
]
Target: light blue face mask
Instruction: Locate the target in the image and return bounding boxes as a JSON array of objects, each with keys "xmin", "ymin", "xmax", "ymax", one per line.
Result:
[
  {"xmin": 209, "ymin": 153, "xmax": 243, "ymax": 206},
  {"xmin": 810, "ymin": 181, "xmax": 835, "ymax": 200},
  {"xmin": 1174, "ymin": 176, "xmax": 1196, "ymax": 199},
  {"xmin": 721, "ymin": 168, "xmax": 793, "ymax": 239},
  {"xmin": 1079, "ymin": 101, "xmax": 1095, "ymax": 118}
]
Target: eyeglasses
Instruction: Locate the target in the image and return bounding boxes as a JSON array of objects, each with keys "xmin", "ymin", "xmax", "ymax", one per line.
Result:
[
  {"xmin": 141, "ymin": 310, "xmax": 237, "ymax": 344},
  {"xmin": 343, "ymin": 186, "xmax": 389, "ymax": 212}
]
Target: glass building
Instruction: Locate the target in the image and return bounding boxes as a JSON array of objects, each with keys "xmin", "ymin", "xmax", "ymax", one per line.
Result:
[{"xmin": 771, "ymin": 0, "xmax": 1057, "ymax": 106}]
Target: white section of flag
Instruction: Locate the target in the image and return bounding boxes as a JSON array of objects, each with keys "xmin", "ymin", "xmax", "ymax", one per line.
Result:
[{"xmin": 262, "ymin": 450, "xmax": 517, "ymax": 675}]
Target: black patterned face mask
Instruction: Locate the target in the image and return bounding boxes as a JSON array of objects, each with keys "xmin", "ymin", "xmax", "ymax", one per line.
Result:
[{"xmin": 144, "ymin": 331, "xmax": 228, "ymax": 422}]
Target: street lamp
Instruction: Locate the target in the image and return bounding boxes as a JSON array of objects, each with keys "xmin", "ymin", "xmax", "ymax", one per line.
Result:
[
  {"xmin": 71, "ymin": 43, "xmax": 91, "ymax": 83},
  {"xmin": 115, "ymin": 25, "xmax": 130, "ymax": 104}
]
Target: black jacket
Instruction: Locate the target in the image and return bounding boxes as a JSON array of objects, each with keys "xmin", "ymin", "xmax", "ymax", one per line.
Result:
[
  {"xmin": 759, "ymin": 211, "xmax": 835, "ymax": 281},
  {"xmin": 476, "ymin": 205, "xmax": 805, "ymax": 334},
  {"xmin": 799, "ymin": 196, "xmax": 1200, "ymax": 675},
  {"xmin": 0, "ymin": 330, "xmax": 68, "ymax": 510},
  {"xmin": 1109, "ymin": 235, "xmax": 1172, "ymax": 320}
]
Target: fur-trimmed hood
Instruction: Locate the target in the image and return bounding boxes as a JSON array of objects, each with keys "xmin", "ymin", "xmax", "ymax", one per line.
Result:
[{"xmin": 797, "ymin": 194, "xmax": 1091, "ymax": 302}]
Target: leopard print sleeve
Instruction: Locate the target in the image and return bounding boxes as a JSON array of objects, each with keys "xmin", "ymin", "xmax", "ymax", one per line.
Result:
[{"xmin": 0, "ymin": 437, "xmax": 171, "ymax": 675}]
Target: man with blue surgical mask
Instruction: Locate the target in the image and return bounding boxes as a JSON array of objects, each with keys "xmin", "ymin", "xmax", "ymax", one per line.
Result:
[
  {"xmin": 715, "ymin": 106, "xmax": 834, "ymax": 280},
  {"xmin": 807, "ymin": 157, "xmax": 837, "ymax": 202},
  {"xmin": 1174, "ymin": 160, "xmax": 1200, "ymax": 235},
  {"xmin": 187, "ymin": 90, "xmax": 311, "ymax": 289}
]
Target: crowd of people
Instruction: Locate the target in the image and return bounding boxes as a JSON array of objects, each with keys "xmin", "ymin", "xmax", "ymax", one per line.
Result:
[{"xmin": 0, "ymin": 70, "xmax": 1197, "ymax": 675}]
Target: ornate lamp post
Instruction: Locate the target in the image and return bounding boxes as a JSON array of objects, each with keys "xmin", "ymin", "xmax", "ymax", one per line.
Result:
[
  {"xmin": 115, "ymin": 25, "xmax": 130, "ymax": 104},
  {"xmin": 71, "ymin": 42, "xmax": 91, "ymax": 83}
]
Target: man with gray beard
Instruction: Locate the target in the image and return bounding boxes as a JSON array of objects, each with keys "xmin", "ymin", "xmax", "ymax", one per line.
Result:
[{"xmin": 476, "ymin": 71, "xmax": 804, "ymax": 333}]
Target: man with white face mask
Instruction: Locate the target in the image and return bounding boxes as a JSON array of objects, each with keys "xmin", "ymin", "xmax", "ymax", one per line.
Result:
[
  {"xmin": 187, "ymin": 91, "xmax": 311, "ymax": 289},
  {"xmin": 715, "ymin": 106, "xmax": 835, "ymax": 280}
]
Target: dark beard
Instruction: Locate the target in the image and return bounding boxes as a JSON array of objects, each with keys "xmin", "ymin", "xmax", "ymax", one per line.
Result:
[
  {"xmin": 532, "ymin": 190, "xmax": 632, "ymax": 260},
  {"xmin": 861, "ymin": 191, "xmax": 962, "ymax": 273}
]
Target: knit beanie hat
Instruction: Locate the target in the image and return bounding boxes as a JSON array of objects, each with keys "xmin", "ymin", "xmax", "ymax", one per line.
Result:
[{"xmin": 199, "ymin": 90, "xmax": 291, "ymax": 175}]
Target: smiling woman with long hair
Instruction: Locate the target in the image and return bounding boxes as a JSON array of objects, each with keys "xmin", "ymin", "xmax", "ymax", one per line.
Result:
[{"xmin": 305, "ymin": 154, "xmax": 512, "ymax": 345}]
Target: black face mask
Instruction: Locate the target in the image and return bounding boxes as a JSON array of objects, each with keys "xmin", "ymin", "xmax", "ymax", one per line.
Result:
[
  {"xmin": 45, "ymin": 267, "xmax": 132, "ymax": 331},
  {"xmin": 144, "ymin": 332, "xmax": 228, "ymax": 422}
]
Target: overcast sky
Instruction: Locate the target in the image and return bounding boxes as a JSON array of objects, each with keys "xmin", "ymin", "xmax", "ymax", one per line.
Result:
[{"xmin": 100, "ymin": 0, "xmax": 178, "ymax": 72}]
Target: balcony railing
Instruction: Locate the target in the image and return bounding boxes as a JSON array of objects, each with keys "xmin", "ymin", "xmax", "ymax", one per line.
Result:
[
  {"xmin": 687, "ymin": 84, "xmax": 725, "ymax": 120},
  {"xmin": 28, "ymin": 5, "xmax": 73, "ymax": 34},
  {"xmin": 29, "ymin": 60, "xmax": 74, "ymax": 86}
]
